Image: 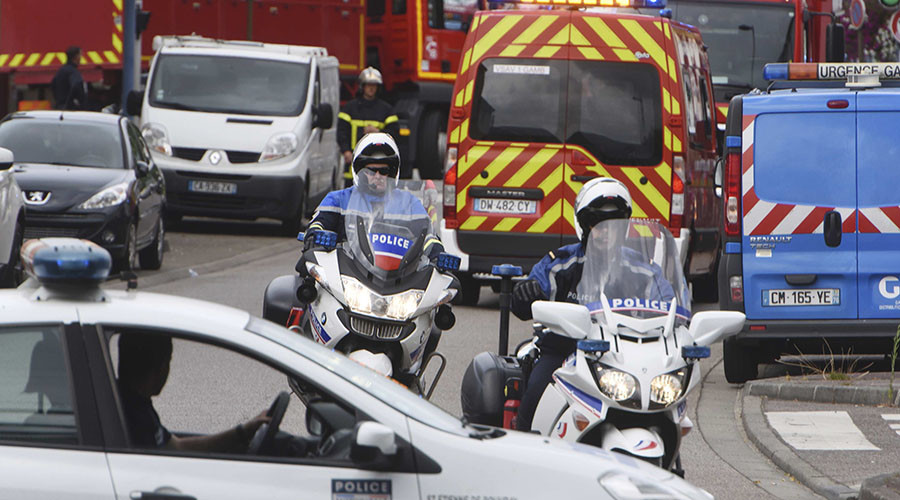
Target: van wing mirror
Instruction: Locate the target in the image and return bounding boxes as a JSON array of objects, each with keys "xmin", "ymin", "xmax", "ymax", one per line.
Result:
[
  {"xmin": 126, "ymin": 89, "xmax": 144, "ymax": 117},
  {"xmin": 314, "ymin": 103, "xmax": 334, "ymax": 129},
  {"xmin": 532, "ymin": 301, "xmax": 591, "ymax": 340},
  {"xmin": 689, "ymin": 310, "xmax": 745, "ymax": 346},
  {"xmin": 0, "ymin": 147, "xmax": 13, "ymax": 170}
]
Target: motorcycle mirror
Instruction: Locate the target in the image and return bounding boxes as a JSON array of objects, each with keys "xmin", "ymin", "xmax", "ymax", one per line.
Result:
[
  {"xmin": 296, "ymin": 278, "xmax": 318, "ymax": 303},
  {"xmin": 532, "ymin": 301, "xmax": 591, "ymax": 340},
  {"xmin": 688, "ymin": 311, "xmax": 746, "ymax": 346},
  {"xmin": 435, "ymin": 304, "xmax": 456, "ymax": 330},
  {"xmin": 435, "ymin": 252, "xmax": 461, "ymax": 272},
  {"xmin": 577, "ymin": 339, "xmax": 610, "ymax": 353}
]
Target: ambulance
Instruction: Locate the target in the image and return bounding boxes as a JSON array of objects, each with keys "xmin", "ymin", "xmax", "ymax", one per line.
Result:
[
  {"xmin": 719, "ymin": 62, "xmax": 900, "ymax": 382},
  {"xmin": 439, "ymin": 0, "xmax": 721, "ymax": 304}
]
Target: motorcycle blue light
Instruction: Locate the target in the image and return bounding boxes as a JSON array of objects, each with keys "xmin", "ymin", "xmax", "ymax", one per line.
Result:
[
  {"xmin": 681, "ymin": 345, "xmax": 711, "ymax": 359},
  {"xmin": 313, "ymin": 230, "xmax": 338, "ymax": 250},
  {"xmin": 22, "ymin": 238, "xmax": 111, "ymax": 285},
  {"xmin": 436, "ymin": 252, "xmax": 461, "ymax": 272},
  {"xmin": 577, "ymin": 339, "xmax": 610, "ymax": 353},
  {"xmin": 491, "ymin": 264, "xmax": 523, "ymax": 277}
]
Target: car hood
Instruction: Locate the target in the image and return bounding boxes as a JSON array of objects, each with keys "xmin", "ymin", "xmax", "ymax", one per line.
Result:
[
  {"xmin": 15, "ymin": 163, "xmax": 131, "ymax": 210},
  {"xmin": 142, "ymin": 107, "xmax": 306, "ymax": 152}
]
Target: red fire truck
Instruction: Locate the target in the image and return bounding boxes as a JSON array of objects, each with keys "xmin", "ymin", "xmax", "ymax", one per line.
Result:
[
  {"xmin": 0, "ymin": 0, "xmax": 477, "ymax": 177},
  {"xmin": 650, "ymin": 0, "xmax": 844, "ymax": 135}
]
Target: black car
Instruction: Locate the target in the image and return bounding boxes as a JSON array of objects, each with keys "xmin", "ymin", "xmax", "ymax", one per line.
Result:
[{"xmin": 0, "ymin": 111, "xmax": 166, "ymax": 270}]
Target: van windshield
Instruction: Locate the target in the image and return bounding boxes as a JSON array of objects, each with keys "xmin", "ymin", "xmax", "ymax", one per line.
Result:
[
  {"xmin": 148, "ymin": 54, "xmax": 310, "ymax": 116},
  {"xmin": 470, "ymin": 58, "xmax": 662, "ymax": 166}
]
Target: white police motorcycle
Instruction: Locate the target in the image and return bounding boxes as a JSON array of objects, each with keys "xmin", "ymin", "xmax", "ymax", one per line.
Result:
[
  {"xmin": 463, "ymin": 219, "xmax": 744, "ymax": 474},
  {"xmin": 263, "ymin": 181, "xmax": 458, "ymax": 397}
]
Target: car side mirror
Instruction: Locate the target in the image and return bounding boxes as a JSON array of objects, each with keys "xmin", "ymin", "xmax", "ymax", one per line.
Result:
[
  {"xmin": 714, "ymin": 157, "xmax": 723, "ymax": 198},
  {"xmin": 136, "ymin": 160, "xmax": 150, "ymax": 175},
  {"xmin": 350, "ymin": 421, "xmax": 398, "ymax": 469},
  {"xmin": 313, "ymin": 103, "xmax": 334, "ymax": 130},
  {"xmin": 305, "ymin": 399, "xmax": 356, "ymax": 437},
  {"xmin": 0, "ymin": 147, "xmax": 13, "ymax": 171},
  {"xmin": 126, "ymin": 89, "xmax": 144, "ymax": 117}
]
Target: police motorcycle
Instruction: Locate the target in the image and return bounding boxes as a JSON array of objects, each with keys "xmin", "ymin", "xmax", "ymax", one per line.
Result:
[
  {"xmin": 263, "ymin": 180, "xmax": 459, "ymax": 398},
  {"xmin": 462, "ymin": 219, "xmax": 744, "ymax": 473}
]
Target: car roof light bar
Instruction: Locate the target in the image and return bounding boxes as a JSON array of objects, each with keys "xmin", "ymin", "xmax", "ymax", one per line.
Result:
[
  {"xmin": 764, "ymin": 62, "xmax": 900, "ymax": 85},
  {"xmin": 22, "ymin": 238, "xmax": 112, "ymax": 287},
  {"xmin": 487, "ymin": 0, "xmax": 665, "ymax": 8}
]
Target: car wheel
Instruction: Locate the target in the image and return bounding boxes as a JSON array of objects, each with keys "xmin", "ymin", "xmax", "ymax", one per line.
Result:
[
  {"xmin": 0, "ymin": 220, "xmax": 24, "ymax": 288},
  {"xmin": 416, "ymin": 109, "xmax": 447, "ymax": 180},
  {"xmin": 723, "ymin": 337, "xmax": 758, "ymax": 384},
  {"xmin": 115, "ymin": 222, "xmax": 138, "ymax": 272},
  {"xmin": 139, "ymin": 218, "xmax": 165, "ymax": 270}
]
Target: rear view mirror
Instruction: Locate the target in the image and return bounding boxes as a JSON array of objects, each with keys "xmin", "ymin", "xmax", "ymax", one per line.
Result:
[
  {"xmin": 689, "ymin": 310, "xmax": 745, "ymax": 346},
  {"xmin": 136, "ymin": 160, "xmax": 150, "ymax": 175},
  {"xmin": 313, "ymin": 103, "xmax": 334, "ymax": 129},
  {"xmin": 126, "ymin": 89, "xmax": 144, "ymax": 117},
  {"xmin": 532, "ymin": 301, "xmax": 591, "ymax": 340},
  {"xmin": 305, "ymin": 399, "xmax": 356, "ymax": 437},
  {"xmin": 350, "ymin": 421, "xmax": 398, "ymax": 469},
  {"xmin": 0, "ymin": 147, "xmax": 13, "ymax": 171}
]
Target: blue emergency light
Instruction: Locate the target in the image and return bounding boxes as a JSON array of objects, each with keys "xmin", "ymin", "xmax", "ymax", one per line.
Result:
[
  {"xmin": 435, "ymin": 252, "xmax": 461, "ymax": 272},
  {"xmin": 492, "ymin": 264, "xmax": 523, "ymax": 277},
  {"xmin": 578, "ymin": 339, "xmax": 611, "ymax": 353},
  {"xmin": 22, "ymin": 238, "xmax": 111, "ymax": 285},
  {"xmin": 762, "ymin": 63, "xmax": 789, "ymax": 81},
  {"xmin": 487, "ymin": 0, "xmax": 666, "ymax": 8},
  {"xmin": 681, "ymin": 345, "xmax": 711, "ymax": 359},
  {"xmin": 312, "ymin": 230, "xmax": 338, "ymax": 251}
]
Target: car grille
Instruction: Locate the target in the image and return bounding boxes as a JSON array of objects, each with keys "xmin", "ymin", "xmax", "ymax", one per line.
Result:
[
  {"xmin": 24, "ymin": 227, "xmax": 82, "ymax": 239},
  {"xmin": 350, "ymin": 316, "xmax": 407, "ymax": 341},
  {"xmin": 168, "ymin": 192, "xmax": 265, "ymax": 211},
  {"xmin": 226, "ymin": 150, "xmax": 260, "ymax": 164},
  {"xmin": 172, "ymin": 147, "xmax": 206, "ymax": 161},
  {"xmin": 24, "ymin": 212, "xmax": 106, "ymax": 239},
  {"xmin": 171, "ymin": 148, "xmax": 260, "ymax": 164}
]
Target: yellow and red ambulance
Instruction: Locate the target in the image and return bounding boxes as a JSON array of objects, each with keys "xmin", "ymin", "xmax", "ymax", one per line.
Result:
[{"xmin": 440, "ymin": 0, "xmax": 721, "ymax": 304}]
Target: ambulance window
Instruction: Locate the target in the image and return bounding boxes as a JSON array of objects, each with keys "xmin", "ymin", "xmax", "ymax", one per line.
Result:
[
  {"xmin": 753, "ymin": 113, "xmax": 855, "ymax": 207},
  {"xmin": 698, "ymin": 75, "xmax": 713, "ymax": 143},
  {"xmin": 470, "ymin": 58, "xmax": 567, "ymax": 143},
  {"xmin": 566, "ymin": 61, "xmax": 662, "ymax": 166}
]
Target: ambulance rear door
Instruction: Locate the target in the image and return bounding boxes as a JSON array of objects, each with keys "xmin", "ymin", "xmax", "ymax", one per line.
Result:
[
  {"xmin": 453, "ymin": 10, "xmax": 572, "ymax": 258},
  {"xmin": 563, "ymin": 13, "xmax": 672, "ymax": 239},
  {"xmin": 740, "ymin": 92, "xmax": 858, "ymax": 320},
  {"xmin": 856, "ymin": 90, "xmax": 900, "ymax": 319}
]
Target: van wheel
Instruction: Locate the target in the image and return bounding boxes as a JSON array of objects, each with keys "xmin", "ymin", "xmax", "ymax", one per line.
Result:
[
  {"xmin": 723, "ymin": 337, "xmax": 758, "ymax": 384},
  {"xmin": 453, "ymin": 273, "xmax": 481, "ymax": 306},
  {"xmin": 417, "ymin": 109, "xmax": 446, "ymax": 180}
]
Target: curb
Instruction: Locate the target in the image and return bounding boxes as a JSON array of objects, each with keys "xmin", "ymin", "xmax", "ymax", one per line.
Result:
[
  {"xmin": 747, "ymin": 380, "xmax": 900, "ymax": 407},
  {"xmin": 130, "ymin": 239, "xmax": 298, "ymax": 289},
  {"xmin": 859, "ymin": 473, "xmax": 900, "ymax": 500},
  {"xmin": 741, "ymin": 388, "xmax": 859, "ymax": 500}
]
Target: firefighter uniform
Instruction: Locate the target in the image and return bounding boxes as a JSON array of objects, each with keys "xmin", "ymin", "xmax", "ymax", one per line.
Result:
[{"xmin": 337, "ymin": 98, "xmax": 399, "ymax": 180}]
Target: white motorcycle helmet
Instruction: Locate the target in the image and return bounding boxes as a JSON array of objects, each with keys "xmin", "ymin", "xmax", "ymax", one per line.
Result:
[
  {"xmin": 574, "ymin": 177, "xmax": 633, "ymax": 241},
  {"xmin": 351, "ymin": 132, "xmax": 401, "ymax": 194},
  {"xmin": 359, "ymin": 66, "xmax": 383, "ymax": 86}
]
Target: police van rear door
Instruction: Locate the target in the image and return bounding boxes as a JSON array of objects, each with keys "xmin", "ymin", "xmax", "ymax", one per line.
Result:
[
  {"xmin": 856, "ymin": 90, "xmax": 900, "ymax": 318},
  {"xmin": 741, "ymin": 92, "xmax": 858, "ymax": 320}
]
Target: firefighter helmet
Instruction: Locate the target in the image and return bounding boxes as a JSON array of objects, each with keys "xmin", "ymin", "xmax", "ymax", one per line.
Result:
[
  {"xmin": 574, "ymin": 177, "xmax": 633, "ymax": 241},
  {"xmin": 359, "ymin": 67, "xmax": 383, "ymax": 86}
]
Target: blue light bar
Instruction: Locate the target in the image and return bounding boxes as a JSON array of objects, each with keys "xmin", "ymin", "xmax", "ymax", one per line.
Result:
[
  {"xmin": 578, "ymin": 339, "xmax": 610, "ymax": 353},
  {"xmin": 682, "ymin": 345, "xmax": 711, "ymax": 359},
  {"xmin": 22, "ymin": 238, "xmax": 111, "ymax": 285},
  {"xmin": 436, "ymin": 252, "xmax": 461, "ymax": 272},
  {"xmin": 763, "ymin": 63, "xmax": 789, "ymax": 81},
  {"xmin": 312, "ymin": 230, "xmax": 337, "ymax": 251},
  {"xmin": 725, "ymin": 136, "xmax": 741, "ymax": 149},
  {"xmin": 492, "ymin": 264, "xmax": 523, "ymax": 277},
  {"xmin": 487, "ymin": 0, "xmax": 665, "ymax": 8}
]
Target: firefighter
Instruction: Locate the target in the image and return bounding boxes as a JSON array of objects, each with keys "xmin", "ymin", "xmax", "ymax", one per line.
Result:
[{"xmin": 338, "ymin": 67, "xmax": 399, "ymax": 184}]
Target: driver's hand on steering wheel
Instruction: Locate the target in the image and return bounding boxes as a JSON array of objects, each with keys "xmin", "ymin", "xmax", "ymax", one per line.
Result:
[{"xmin": 239, "ymin": 410, "xmax": 271, "ymax": 444}]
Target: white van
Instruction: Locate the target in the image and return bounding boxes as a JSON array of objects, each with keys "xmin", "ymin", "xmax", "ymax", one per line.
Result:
[{"xmin": 131, "ymin": 36, "xmax": 341, "ymax": 234}]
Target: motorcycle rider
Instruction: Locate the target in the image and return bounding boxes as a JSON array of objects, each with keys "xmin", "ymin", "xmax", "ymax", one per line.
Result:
[{"xmin": 510, "ymin": 177, "xmax": 675, "ymax": 431}]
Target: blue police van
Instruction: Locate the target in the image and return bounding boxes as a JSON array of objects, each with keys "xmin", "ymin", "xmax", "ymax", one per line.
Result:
[{"xmin": 718, "ymin": 63, "xmax": 900, "ymax": 382}]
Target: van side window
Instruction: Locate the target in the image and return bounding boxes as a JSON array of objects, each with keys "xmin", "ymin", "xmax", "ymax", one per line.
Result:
[
  {"xmin": 428, "ymin": 0, "xmax": 444, "ymax": 28},
  {"xmin": 698, "ymin": 75, "xmax": 714, "ymax": 143}
]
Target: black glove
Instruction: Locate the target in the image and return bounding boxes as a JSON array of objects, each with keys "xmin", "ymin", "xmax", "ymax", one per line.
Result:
[
  {"xmin": 303, "ymin": 231, "xmax": 319, "ymax": 251},
  {"xmin": 513, "ymin": 279, "xmax": 545, "ymax": 304}
]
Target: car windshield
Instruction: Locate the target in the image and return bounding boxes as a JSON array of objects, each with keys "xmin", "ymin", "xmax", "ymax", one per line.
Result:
[
  {"xmin": 246, "ymin": 317, "xmax": 469, "ymax": 436},
  {"xmin": 577, "ymin": 219, "xmax": 691, "ymax": 323},
  {"xmin": 0, "ymin": 119, "xmax": 124, "ymax": 169},
  {"xmin": 662, "ymin": 0, "xmax": 795, "ymax": 92},
  {"xmin": 148, "ymin": 54, "xmax": 310, "ymax": 116},
  {"xmin": 343, "ymin": 180, "xmax": 439, "ymax": 281}
]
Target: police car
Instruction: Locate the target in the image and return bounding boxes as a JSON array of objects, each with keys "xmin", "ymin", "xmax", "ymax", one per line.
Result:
[
  {"xmin": 0, "ymin": 238, "xmax": 711, "ymax": 499},
  {"xmin": 718, "ymin": 62, "xmax": 900, "ymax": 382}
]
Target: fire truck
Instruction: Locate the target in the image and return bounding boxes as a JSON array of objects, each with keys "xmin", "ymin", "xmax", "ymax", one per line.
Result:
[
  {"xmin": 0, "ymin": 0, "xmax": 477, "ymax": 178},
  {"xmin": 647, "ymin": 0, "xmax": 845, "ymax": 137}
]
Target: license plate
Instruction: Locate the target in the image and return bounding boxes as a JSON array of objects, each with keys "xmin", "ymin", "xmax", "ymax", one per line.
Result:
[
  {"xmin": 188, "ymin": 180, "xmax": 237, "ymax": 195},
  {"xmin": 763, "ymin": 288, "xmax": 841, "ymax": 306},
  {"xmin": 473, "ymin": 198, "xmax": 537, "ymax": 214}
]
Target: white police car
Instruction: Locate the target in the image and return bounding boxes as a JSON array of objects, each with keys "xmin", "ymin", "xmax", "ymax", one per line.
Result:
[{"xmin": 0, "ymin": 238, "xmax": 711, "ymax": 500}]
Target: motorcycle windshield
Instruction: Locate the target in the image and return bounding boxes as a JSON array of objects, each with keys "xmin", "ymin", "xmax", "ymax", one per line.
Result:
[
  {"xmin": 343, "ymin": 180, "xmax": 440, "ymax": 280},
  {"xmin": 577, "ymin": 219, "xmax": 691, "ymax": 322}
]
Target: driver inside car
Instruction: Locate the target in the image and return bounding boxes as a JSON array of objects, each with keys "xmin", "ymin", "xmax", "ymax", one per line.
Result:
[{"xmin": 117, "ymin": 332, "xmax": 270, "ymax": 452}]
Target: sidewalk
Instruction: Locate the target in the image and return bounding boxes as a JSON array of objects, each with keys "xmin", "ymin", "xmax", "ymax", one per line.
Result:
[{"xmin": 742, "ymin": 374, "xmax": 900, "ymax": 500}]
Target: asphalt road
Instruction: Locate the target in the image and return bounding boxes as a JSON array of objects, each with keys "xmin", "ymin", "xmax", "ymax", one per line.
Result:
[{"xmin": 119, "ymin": 220, "xmax": 823, "ymax": 499}]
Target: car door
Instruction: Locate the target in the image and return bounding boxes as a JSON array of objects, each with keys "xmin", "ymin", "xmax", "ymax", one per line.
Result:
[
  {"xmin": 740, "ymin": 93, "xmax": 858, "ymax": 320},
  {"xmin": 856, "ymin": 90, "xmax": 900, "ymax": 319},
  {"xmin": 92, "ymin": 325, "xmax": 421, "ymax": 500},
  {"xmin": 0, "ymin": 323, "xmax": 116, "ymax": 499},
  {"xmin": 124, "ymin": 121, "xmax": 161, "ymax": 242}
]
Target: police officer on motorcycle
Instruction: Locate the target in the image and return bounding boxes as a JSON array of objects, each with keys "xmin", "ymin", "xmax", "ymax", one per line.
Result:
[{"xmin": 511, "ymin": 177, "xmax": 673, "ymax": 431}]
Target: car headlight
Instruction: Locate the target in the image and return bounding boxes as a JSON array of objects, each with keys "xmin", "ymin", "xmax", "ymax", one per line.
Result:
[
  {"xmin": 341, "ymin": 276, "xmax": 423, "ymax": 321},
  {"xmin": 141, "ymin": 123, "xmax": 172, "ymax": 156},
  {"xmin": 650, "ymin": 367, "xmax": 690, "ymax": 408},
  {"xmin": 261, "ymin": 132, "xmax": 298, "ymax": 161},
  {"xmin": 599, "ymin": 471, "xmax": 707, "ymax": 500},
  {"xmin": 79, "ymin": 182, "xmax": 129, "ymax": 209}
]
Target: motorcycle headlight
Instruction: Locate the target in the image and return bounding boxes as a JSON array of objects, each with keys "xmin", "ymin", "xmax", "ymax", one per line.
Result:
[
  {"xmin": 79, "ymin": 182, "xmax": 129, "ymax": 209},
  {"xmin": 141, "ymin": 123, "xmax": 172, "ymax": 156},
  {"xmin": 261, "ymin": 132, "xmax": 298, "ymax": 161},
  {"xmin": 341, "ymin": 276, "xmax": 424, "ymax": 321},
  {"xmin": 590, "ymin": 362, "xmax": 639, "ymax": 406},
  {"xmin": 650, "ymin": 367, "xmax": 690, "ymax": 408}
]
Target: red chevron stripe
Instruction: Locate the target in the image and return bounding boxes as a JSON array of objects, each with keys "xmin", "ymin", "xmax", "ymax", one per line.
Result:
[
  {"xmin": 881, "ymin": 206, "xmax": 900, "ymax": 230},
  {"xmin": 742, "ymin": 114, "xmax": 755, "ymax": 132},
  {"xmin": 858, "ymin": 212, "xmax": 878, "ymax": 233},
  {"xmin": 750, "ymin": 203, "xmax": 794, "ymax": 235},
  {"xmin": 842, "ymin": 211, "xmax": 857, "ymax": 233},
  {"xmin": 742, "ymin": 187, "xmax": 759, "ymax": 215},
  {"xmin": 742, "ymin": 144, "xmax": 753, "ymax": 175},
  {"xmin": 793, "ymin": 206, "xmax": 832, "ymax": 234}
]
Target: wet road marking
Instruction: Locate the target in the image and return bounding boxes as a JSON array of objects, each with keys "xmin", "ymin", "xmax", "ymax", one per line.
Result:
[{"xmin": 766, "ymin": 411, "xmax": 880, "ymax": 451}]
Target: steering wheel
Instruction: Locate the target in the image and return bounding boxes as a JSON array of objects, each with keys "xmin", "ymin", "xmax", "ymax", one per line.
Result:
[{"xmin": 247, "ymin": 391, "xmax": 290, "ymax": 455}]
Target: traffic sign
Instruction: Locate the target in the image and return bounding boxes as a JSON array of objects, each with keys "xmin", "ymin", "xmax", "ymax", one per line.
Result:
[
  {"xmin": 882, "ymin": 0, "xmax": 900, "ymax": 11},
  {"xmin": 892, "ymin": 11, "xmax": 900, "ymax": 42},
  {"xmin": 850, "ymin": 0, "xmax": 866, "ymax": 29}
]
